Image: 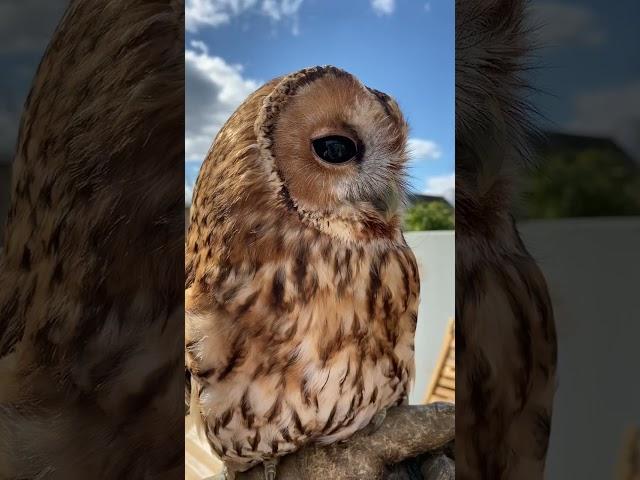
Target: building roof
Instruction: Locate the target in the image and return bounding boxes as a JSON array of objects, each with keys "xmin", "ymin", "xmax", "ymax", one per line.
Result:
[
  {"xmin": 537, "ymin": 131, "xmax": 637, "ymax": 167},
  {"xmin": 407, "ymin": 193, "xmax": 452, "ymax": 208}
]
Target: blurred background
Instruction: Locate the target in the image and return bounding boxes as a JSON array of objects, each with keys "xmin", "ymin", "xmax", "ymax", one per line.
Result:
[
  {"xmin": 0, "ymin": 1, "xmax": 68, "ymax": 245},
  {"xmin": 184, "ymin": 0, "xmax": 454, "ymax": 477},
  {"xmin": 520, "ymin": 1, "xmax": 640, "ymax": 478}
]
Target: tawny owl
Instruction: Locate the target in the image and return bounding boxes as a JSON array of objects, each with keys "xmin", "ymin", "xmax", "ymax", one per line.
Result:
[
  {"xmin": 185, "ymin": 66, "xmax": 420, "ymax": 478},
  {"xmin": 456, "ymin": 0, "xmax": 558, "ymax": 478}
]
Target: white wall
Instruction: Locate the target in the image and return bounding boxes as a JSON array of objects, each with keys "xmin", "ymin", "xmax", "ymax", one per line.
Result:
[
  {"xmin": 405, "ymin": 231, "xmax": 455, "ymax": 404},
  {"xmin": 519, "ymin": 218, "xmax": 640, "ymax": 480}
]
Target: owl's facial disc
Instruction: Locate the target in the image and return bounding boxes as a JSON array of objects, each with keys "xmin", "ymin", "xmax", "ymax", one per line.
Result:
[{"xmin": 264, "ymin": 67, "xmax": 408, "ymax": 219}]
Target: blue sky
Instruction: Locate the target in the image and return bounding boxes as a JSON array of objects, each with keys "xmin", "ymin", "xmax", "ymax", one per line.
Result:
[{"xmin": 184, "ymin": 0, "xmax": 454, "ymax": 204}]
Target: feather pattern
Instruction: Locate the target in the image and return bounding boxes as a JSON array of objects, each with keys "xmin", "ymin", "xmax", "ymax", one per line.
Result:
[
  {"xmin": 0, "ymin": 1, "xmax": 185, "ymax": 478},
  {"xmin": 455, "ymin": 1, "xmax": 558, "ymax": 478},
  {"xmin": 185, "ymin": 66, "xmax": 420, "ymax": 472}
]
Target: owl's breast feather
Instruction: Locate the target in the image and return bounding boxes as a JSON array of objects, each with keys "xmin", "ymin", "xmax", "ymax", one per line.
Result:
[{"xmin": 186, "ymin": 236, "xmax": 420, "ymax": 468}]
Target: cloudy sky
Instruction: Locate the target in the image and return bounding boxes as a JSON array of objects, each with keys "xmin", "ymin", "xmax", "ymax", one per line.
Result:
[
  {"xmin": 184, "ymin": 0, "xmax": 455, "ymax": 205},
  {"xmin": 528, "ymin": 0, "xmax": 640, "ymax": 159}
]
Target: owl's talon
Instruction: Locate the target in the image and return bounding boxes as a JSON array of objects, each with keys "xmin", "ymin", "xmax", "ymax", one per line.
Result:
[{"xmin": 263, "ymin": 458, "xmax": 278, "ymax": 480}]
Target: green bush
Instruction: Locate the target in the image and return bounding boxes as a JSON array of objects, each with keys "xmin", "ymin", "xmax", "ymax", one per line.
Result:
[
  {"xmin": 404, "ymin": 201, "xmax": 454, "ymax": 231},
  {"xmin": 523, "ymin": 148, "xmax": 640, "ymax": 218}
]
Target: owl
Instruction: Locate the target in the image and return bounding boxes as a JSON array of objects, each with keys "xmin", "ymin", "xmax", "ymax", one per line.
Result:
[
  {"xmin": 0, "ymin": 0, "xmax": 184, "ymax": 478},
  {"xmin": 455, "ymin": 0, "xmax": 558, "ymax": 479},
  {"xmin": 185, "ymin": 66, "xmax": 420, "ymax": 479}
]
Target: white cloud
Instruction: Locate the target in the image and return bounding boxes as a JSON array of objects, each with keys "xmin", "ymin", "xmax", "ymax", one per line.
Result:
[
  {"xmin": 262, "ymin": 0, "xmax": 303, "ymax": 35},
  {"xmin": 371, "ymin": 0, "xmax": 395, "ymax": 16},
  {"xmin": 529, "ymin": 3, "xmax": 605, "ymax": 47},
  {"xmin": 567, "ymin": 81, "xmax": 640, "ymax": 160},
  {"xmin": 424, "ymin": 173, "xmax": 455, "ymax": 205},
  {"xmin": 185, "ymin": 182, "xmax": 194, "ymax": 206},
  {"xmin": 185, "ymin": 40, "xmax": 260, "ymax": 163},
  {"xmin": 262, "ymin": 0, "xmax": 303, "ymax": 20},
  {"xmin": 424, "ymin": 2, "xmax": 431, "ymax": 13},
  {"xmin": 186, "ymin": 0, "xmax": 256, "ymax": 31},
  {"xmin": 186, "ymin": 0, "xmax": 303, "ymax": 33},
  {"xmin": 408, "ymin": 138, "xmax": 442, "ymax": 161}
]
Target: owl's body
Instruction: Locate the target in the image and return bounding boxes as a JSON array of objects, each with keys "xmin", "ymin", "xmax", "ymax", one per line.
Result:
[
  {"xmin": 185, "ymin": 67, "xmax": 419, "ymax": 471},
  {"xmin": 455, "ymin": 0, "xmax": 558, "ymax": 478}
]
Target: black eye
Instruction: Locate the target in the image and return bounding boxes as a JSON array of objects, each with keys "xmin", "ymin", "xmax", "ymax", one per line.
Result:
[{"xmin": 312, "ymin": 135, "xmax": 358, "ymax": 164}]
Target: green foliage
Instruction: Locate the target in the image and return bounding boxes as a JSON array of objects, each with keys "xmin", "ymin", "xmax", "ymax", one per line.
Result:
[
  {"xmin": 404, "ymin": 201, "xmax": 454, "ymax": 231},
  {"xmin": 523, "ymin": 148, "xmax": 640, "ymax": 219}
]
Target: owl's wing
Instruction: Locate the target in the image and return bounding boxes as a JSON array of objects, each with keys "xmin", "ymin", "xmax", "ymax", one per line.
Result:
[
  {"xmin": 0, "ymin": 1, "xmax": 185, "ymax": 478},
  {"xmin": 456, "ymin": 240, "xmax": 558, "ymax": 479}
]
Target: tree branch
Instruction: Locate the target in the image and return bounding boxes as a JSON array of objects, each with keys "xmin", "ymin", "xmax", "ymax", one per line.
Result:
[{"xmin": 236, "ymin": 402, "xmax": 455, "ymax": 480}]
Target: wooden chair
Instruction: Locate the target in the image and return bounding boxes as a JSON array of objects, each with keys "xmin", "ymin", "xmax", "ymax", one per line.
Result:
[{"xmin": 424, "ymin": 318, "xmax": 455, "ymax": 404}]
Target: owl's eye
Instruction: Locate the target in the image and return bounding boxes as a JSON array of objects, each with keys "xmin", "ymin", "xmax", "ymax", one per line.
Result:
[{"xmin": 312, "ymin": 135, "xmax": 358, "ymax": 164}]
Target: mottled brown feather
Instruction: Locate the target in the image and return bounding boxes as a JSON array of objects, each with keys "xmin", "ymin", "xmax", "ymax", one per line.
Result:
[
  {"xmin": 185, "ymin": 66, "xmax": 419, "ymax": 471},
  {"xmin": 456, "ymin": 1, "xmax": 558, "ymax": 478},
  {"xmin": 0, "ymin": 0, "xmax": 184, "ymax": 478}
]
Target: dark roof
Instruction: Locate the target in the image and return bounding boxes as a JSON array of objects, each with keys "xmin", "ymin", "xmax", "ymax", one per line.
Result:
[
  {"xmin": 407, "ymin": 193, "xmax": 452, "ymax": 208},
  {"xmin": 537, "ymin": 131, "xmax": 636, "ymax": 167}
]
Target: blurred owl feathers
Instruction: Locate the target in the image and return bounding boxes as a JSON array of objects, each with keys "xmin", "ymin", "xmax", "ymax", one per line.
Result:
[
  {"xmin": 456, "ymin": 1, "xmax": 558, "ymax": 478},
  {"xmin": 0, "ymin": 1, "xmax": 184, "ymax": 478}
]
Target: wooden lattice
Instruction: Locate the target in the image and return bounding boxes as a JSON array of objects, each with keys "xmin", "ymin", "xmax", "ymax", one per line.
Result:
[{"xmin": 424, "ymin": 318, "xmax": 455, "ymax": 404}]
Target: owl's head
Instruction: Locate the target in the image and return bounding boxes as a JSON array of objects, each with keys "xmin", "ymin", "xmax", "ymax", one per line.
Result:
[
  {"xmin": 256, "ymin": 66, "xmax": 409, "ymax": 239},
  {"xmin": 191, "ymin": 66, "xmax": 410, "ymax": 246}
]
